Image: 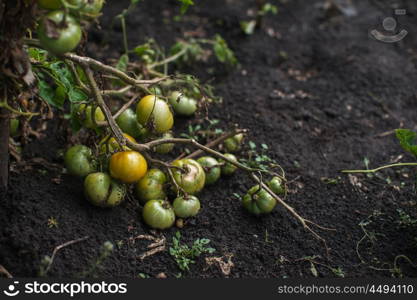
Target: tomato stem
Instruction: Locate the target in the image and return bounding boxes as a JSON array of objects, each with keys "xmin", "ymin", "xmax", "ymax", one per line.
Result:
[{"xmin": 341, "ymin": 162, "xmax": 417, "ymax": 174}]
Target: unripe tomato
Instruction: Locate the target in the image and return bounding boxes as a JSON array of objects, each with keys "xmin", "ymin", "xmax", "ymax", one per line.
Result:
[
  {"xmin": 37, "ymin": 0, "xmax": 62, "ymax": 10},
  {"xmin": 69, "ymin": 0, "xmax": 104, "ymax": 15},
  {"xmin": 197, "ymin": 156, "xmax": 220, "ymax": 185},
  {"xmin": 154, "ymin": 132, "xmax": 174, "ymax": 154},
  {"xmin": 76, "ymin": 104, "xmax": 105, "ymax": 129},
  {"xmin": 136, "ymin": 95, "xmax": 173, "ymax": 133},
  {"xmin": 10, "ymin": 119, "xmax": 19, "ymax": 137},
  {"xmin": 173, "ymin": 195, "xmax": 201, "ymax": 218},
  {"xmin": 109, "ymin": 151, "xmax": 148, "ymax": 183},
  {"xmin": 142, "ymin": 199, "xmax": 175, "ymax": 229},
  {"xmin": 37, "ymin": 11, "xmax": 82, "ymax": 55},
  {"xmin": 84, "ymin": 172, "xmax": 126, "ymax": 207},
  {"xmin": 220, "ymin": 153, "xmax": 238, "ymax": 176},
  {"xmin": 168, "ymin": 91, "xmax": 197, "ymax": 116},
  {"xmin": 64, "ymin": 145, "xmax": 97, "ymax": 177},
  {"xmin": 116, "ymin": 108, "xmax": 146, "ymax": 140},
  {"xmin": 268, "ymin": 176, "xmax": 285, "ymax": 195},
  {"xmin": 146, "ymin": 168, "xmax": 167, "ymax": 183},
  {"xmin": 242, "ymin": 185, "xmax": 277, "ymax": 215},
  {"xmin": 99, "ymin": 133, "xmax": 136, "ymax": 154},
  {"xmin": 135, "ymin": 170, "xmax": 167, "ymax": 205},
  {"xmin": 171, "ymin": 159, "xmax": 205, "ymax": 194},
  {"xmin": 223, "ymin": 133, "xmax": 244, "ymax": 152}
]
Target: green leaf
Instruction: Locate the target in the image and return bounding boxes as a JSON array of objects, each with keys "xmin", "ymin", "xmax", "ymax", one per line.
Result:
[
  {"xmin": 178, "ymin": 0, "xmax": 194, "ymax": 14},
  {"xmin": 68, "ymin": 88, "xmax": 88, "ymax": 103},
  {"xmin": 37, "ymin": 74, "xmax": 57, "ymax": 107},
  {"xmin": 240, "ymin": 20, "xmax": 256, "ymax": 35},
  {"xmin": 395, "ymin": 129, "xmax": 417, "ymax": 158},
  {"xmin": 213, "ymin": 35, "xmax": 237, "ymax": 66},
  {"xmin": 116, "ymin": 54, "xmax": 129, "ymax": 72},
  {"xmin": 28, "ymin": 47, "xmax": 48, "ymax": 62}
]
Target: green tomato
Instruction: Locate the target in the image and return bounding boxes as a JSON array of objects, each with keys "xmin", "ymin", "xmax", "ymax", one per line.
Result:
[
  {"xmin": 268, "ymin": 176, "xmax": 285, "ymax": 195},
  {"xmin": 135, "ymin": 177, "xmax": 166, "ymax": 205},
  {"xmin": 146, "ymin": 168, "xmax": 167, "ymax": 183},
  {"xmin": 37, "ymin": 0, "xmax": 62, "ymax": 10},
  {"xmin": 168, "ymin": 91, "xmax": 197, "ymax": 116},
  {"xmin": 154, "ymin": 132, "xmax": 175, "ymax": 154},
  {"xmin": 171, "ymin": 159, "xmax": 206, "ymax": 195},
  {"xmin": 64, "ymin": 145, "xmax": 97, "ymax": 177},
  {"xmin": 220, "ymin": 153, "xmax": 238, "ymax": 176},
  {"xmin": 136, "ymin": 95, "xmax": 174, "ymax": 134},
  {"xmin": 10, "ymin": 119, "xmax": 19, "ymax": 137},
  {"xmin": 69, "ymin": 0, "xmax": 104, "ymax": 15},
  {"xmin": 116, "ymin": 108, "xmax": 145, "ymax": 140},
  {"xmin": 173, "ymin": 195, "xmax": 201, "ymax": 218},
  {"xmin": 142, "ymin": 199, "xmax": 175, "ymax": 230},
  {"xmin": 76, "ymin": 104, "xmax": 105, "ymax": 129},
  {"xmin": 37, "ymin": 11, "xmax": 82, "ymax": 55},
  {"xmin": 242, "ymin": 185, "xmax": 277, "ymax": 215},
  {"xmin": 84, "ymin": 172, "xmax": 126, "ymax": 207},
  {"xmin": 223, "ymin": 133, "xmax": 244, "ymax": 152},
  {"xmin": 197, "ymin": 156, "xmax": 221, "ymax": 185}
]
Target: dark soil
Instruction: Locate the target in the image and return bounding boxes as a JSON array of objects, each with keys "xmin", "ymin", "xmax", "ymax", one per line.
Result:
[{"xmin": 1, "ymin": 0, "xmax": 417, "ymax": 278}]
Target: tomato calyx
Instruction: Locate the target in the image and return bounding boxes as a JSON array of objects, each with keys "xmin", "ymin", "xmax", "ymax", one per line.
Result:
[{"xmin": 161, "ymin": 200, "xmax": 171, "ymax": 210}]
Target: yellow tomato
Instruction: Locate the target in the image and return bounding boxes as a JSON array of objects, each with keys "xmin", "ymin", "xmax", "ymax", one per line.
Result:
[
  {"xmin": 136, "ymin": 95, "xmax": 174, "ymax": 133},
  {"xmin": 109, "ymin": 151, "xmax": 148, "ymax": 183},
  {"xmin": 99, "ymin": 133, "xmax": 136, "ymax": 154}
]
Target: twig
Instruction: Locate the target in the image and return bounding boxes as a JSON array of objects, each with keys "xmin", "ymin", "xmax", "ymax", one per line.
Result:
[
  {"xmin": 182, "ymin": 129, "xmax": 248, "ymax": 160},
  {"xmin": 96, "ymin": 95, "xmax": 137, "ymax": 126},
  {"xmin": 148, "ymin": 46, "xmax": 189, "ymax": 69},
  {"xmin": 63, "ymin": 52, "xmax": 168, "ymax": 88},
  {"xmin": 45, "ymin": 236, "xmax": 89, "ymax": 274},
  {"xmin": 102, "ymin": 86, "xmax": 132, "ymax": 96},
  {"xmin": 0, "ymin": 265, "xmax": 13, "ymax": 278},
  {"xmin": 342, "ymin": 163, "xmax": 417, "ymax": 174}
]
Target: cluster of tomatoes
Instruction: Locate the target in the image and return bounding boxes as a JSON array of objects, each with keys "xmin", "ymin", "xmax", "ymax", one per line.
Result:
[
  {"xmin": 64, "ymin": 93, "xmax": 248, "ymax": 229},
  {"xmin": 37, "ymin": 0, "xmax": 104, "ymax": 55}
]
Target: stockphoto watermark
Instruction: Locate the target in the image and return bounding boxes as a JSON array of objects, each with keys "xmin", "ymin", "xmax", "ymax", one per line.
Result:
[
  {"xmin": 2, "ymin": 280, "xmax": 127, "ymax": 297},
  {"xmin": 370, "ymin": 9, "xmax": 408, "ymax": 43}
]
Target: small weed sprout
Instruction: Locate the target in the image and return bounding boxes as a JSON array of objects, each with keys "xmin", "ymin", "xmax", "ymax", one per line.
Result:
[
  {"xmin": 79, "ymin": 241, "xmax": 114, "ymax": 278},
  {"xmin": 169, "ymin": 231, "xmax": 215, "ymax": 271}
]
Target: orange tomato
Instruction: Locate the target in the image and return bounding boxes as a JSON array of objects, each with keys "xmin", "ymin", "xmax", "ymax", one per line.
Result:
[{"xmin": 109, "ymin": 151, "xmax": 148, "ymax": 183}]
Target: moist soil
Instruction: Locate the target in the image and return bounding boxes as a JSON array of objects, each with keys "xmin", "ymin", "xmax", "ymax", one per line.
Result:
[{"xmin": 1, "ymin": 0, "xmax": 417, "ymax": 278}]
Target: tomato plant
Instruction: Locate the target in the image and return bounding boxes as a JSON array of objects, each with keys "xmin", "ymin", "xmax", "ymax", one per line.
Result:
[
  {"xmin": 84, "ymin": 172, "xmax": 126, "ymax": 207},
  {"xmin": 142, "ymin": 199, "xmax": 175, "ymax": 229},
  {"xmin": 37, "ymin": 11, "xmax": 82, "ymax": 55},
  {"xmin": 1, "ymin": 0, "xmax": 324, "ymax": 244},
  {"xmin": 64, "ymin": 145, "xmax": 97, "ymax": 177},
  {"xmin": 242, "ymin": 185, "xmax": 277, "ymax": 215},
  {"xmin": 109, "ymin": 151, "xmax": 148, "ymax": 183}
]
